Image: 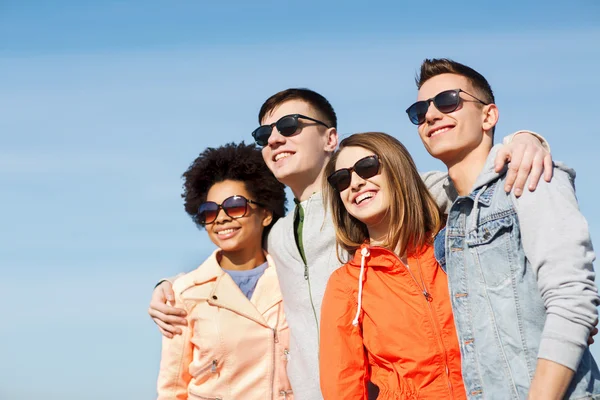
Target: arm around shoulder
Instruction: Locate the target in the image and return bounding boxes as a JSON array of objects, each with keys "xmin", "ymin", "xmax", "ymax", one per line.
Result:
[{"xmin": 513, "ymin": 165, "xmax": 599, "ymax": 371}]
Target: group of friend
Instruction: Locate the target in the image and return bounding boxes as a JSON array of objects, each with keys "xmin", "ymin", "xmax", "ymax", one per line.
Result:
[{"xmin": 149, "ymin": 59, "xmax": 600, "ymax": 400}]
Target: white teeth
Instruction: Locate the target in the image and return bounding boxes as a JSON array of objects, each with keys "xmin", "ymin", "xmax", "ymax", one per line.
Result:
[
  {"xmin": 217, "ymin": 228, "xmax": 237, "ymax": 235},
  {"xmin": 355, "ymin": 192, "xmax": 374, "ymax": 204},
  {"xmin": 430, "ymin": 127, "xmax": 451, "ymax": 137},
  {"xmin": 274, "ymin": 152, "xmax": 293, "ymax": 161}
]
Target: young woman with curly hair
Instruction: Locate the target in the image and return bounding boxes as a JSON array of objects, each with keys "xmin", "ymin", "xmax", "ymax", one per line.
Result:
[{"xmin": 157, "ymin": 142, "xmax": 293, "ymax": 400}]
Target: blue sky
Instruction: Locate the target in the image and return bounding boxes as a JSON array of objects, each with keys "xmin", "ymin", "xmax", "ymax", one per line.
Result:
[{"xmin": 1, "ymin": 1, "xmax": 599, "ymax": 399}]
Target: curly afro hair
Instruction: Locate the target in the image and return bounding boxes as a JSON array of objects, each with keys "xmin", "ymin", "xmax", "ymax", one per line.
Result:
[{"xmin": 182, "ymin": 142, "xmax": 287, "ymax": 239}]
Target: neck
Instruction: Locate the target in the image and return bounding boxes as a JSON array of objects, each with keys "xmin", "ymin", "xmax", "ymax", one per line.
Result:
[
  {"xmin": 288, "ymin": 162, "xmax": 328, "ymax": 202},
  {"xmin": 219, "ymin": 246, "xmax": 266, "ymax": 271},
  {"xmin": 445, "ymin": 143, "xmax": 492, "ymax": 196},
  {"xmin": 368, "ymin": 218, "xmax": 391, "ymax": 251}
]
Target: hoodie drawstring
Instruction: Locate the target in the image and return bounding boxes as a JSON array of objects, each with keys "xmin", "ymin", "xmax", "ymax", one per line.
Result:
[
  {"xmin": 470, "ymin": 185, "xmax": 487, "ymax": 234},
  {"xmin": 352, "ymin": 247, "xmax": 370, "ymax": 326}
]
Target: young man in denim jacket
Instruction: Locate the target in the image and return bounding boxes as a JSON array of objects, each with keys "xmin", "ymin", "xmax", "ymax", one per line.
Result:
[{"xmin": 407, "ymin": 58, "xmax": 600, "ymax": 399}]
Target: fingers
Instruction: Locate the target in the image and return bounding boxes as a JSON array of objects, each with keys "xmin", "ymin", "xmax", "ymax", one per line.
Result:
[
  {"xmin": 526, "ymin": 152, "xmax": 545, "ymax": 192},
  {"xmin": 148, "ymin": 302, "xmax": 187, "ymax": 320},
  {"xmin": 509, "ymin": 147, "xmax": 535, "ymax": 197},
  {"xmin": 501, "ymin": 142, "xmax": 552, "ymax": 196},
  {"xmin": 148, "ymin": 281, "xmax": 187, "ymax": 337},
  {"xmin": 148, "ymin": 306, "xmax": 187, "ymax": 336},
  {"xmin": 152, "ymin": 316, "xmax": 183, "ymax": 338},
  {"xmin": 587, "ymin": 327, "xmax": 598, "ymax": 345},
  {"xmin": 494, "ymin": 147, "xmax": 510, "ymax": 173},
  {"xmin": 503, "ymin": 145, "xmax": 523, "ymax": 194},
  {"xmin": 158, "ymin": 327, "xmax": 173, "ymax": 339},
  {"xmin": 543, "ymin": 153, "xmax": 553, "ymax": 182},
  {"xmin": 161, "ymin": 282, "xmax": 176, "ymax": 304}
]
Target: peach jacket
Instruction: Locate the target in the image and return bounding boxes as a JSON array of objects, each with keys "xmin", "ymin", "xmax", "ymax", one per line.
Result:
[{"xmin": 157, "ymin": 250, "xmax": 293, "ymax": 400}]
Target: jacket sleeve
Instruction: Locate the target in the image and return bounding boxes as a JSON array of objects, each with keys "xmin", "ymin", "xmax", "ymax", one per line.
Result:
[
  {"xmin": 420, "ymin": 131, "xmax": 551, "ymax": 214},
  {"xmin": 512, "ymin": 164, "xmax": 599, "ymax": 371},
  {"xmin": 420, "ymin": 170, "xmax": 454, "ymax": 214},
  {"xmin": 157, "ymin": 290, "xmax": 194, "ymax": 400},
  {"xmin": 319, "ymin": 269, "xmax": 370, "ymax": 400},
  {"xmin": 502, "ymin": 130, "xmax": 551, "ymax": 152}
]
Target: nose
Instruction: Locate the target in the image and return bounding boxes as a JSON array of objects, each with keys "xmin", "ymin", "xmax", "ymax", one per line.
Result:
[
  {"xmin": 424, "ymin": 99, "xmax": 443, "ymax": 124},
  {"xmin": 267, "ymin": 125, "xmax": 286, "ymax": 147},
  {"xmin": 349, "ymin": 171, "xmax": 366, "ymax": 191},
  {"xmin": 213, "ymin": 207, "xmax": 231, "ymax": 224}
]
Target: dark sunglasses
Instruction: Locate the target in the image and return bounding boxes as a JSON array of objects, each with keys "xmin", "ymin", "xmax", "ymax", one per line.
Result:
[
  {"xmin": 198, "ymin": 195, "xmax": 265, "ymax": 225},
  {"xmin": 327, "ymin": 155, "xmax": 381, "ymax": 192},
  {"xmin": 251, "ymin": 114, "xmax": 330, "ymax": 147},
  {"xmin": 405, "ymin": 89, "xmax": 489, "ymax": 125}
]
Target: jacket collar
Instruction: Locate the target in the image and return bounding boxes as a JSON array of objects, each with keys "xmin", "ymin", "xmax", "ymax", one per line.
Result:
[
  {"xmin": 346, "ymin": 243, "xmax": 429, "ymax": 271},
  {"xmin": 184, "ymin": 250, "xmax": 282, "ymax": 327}
]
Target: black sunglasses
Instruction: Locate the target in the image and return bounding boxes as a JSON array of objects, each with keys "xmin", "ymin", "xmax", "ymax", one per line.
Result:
[
  {"xmin": 405, "ymin": 89, "xmax": 489, "ymax": 125},
  {"xmin": 251, "ymin": 114, "xmax": 330, "ymax": 147},
  {"xmin": 327, "ymin": 155, "xmax": 381, "ymax": 192},
  {"xmin": 198, "ymin": 195, "xmax": 265, "ymax": 225}
]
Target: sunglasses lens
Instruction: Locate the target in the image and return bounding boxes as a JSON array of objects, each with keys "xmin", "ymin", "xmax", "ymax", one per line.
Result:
[
  {"xmin": 276, "ymin": 116, "xmax": 299, "ymax": 136},
  {"xmin": 434, "ymin": 90, "xmax": 460, "ymax": 114},
  {"xmin": 355, "ymin": 156, "xmax": 380, "ymax": 180},
  {"xmin": 328, "ymin": 170, "xmax": 352, "ymax": 192},
  {"xmin": 407, "ymin": 101, "xmax": 429, "ymax": 125},
  {"xmin": 222, "ymin": 196, "xmax": 248, "ymax": 219},
  {"xmin": 252, "ymin": 126, "xmax": 272, "ymax": 147},
  {"xmin": 198, "ymin": 202, "xmax": 219, "ymax": 224}
]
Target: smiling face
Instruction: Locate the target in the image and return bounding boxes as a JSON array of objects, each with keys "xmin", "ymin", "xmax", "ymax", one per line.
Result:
[
  {"xmin": 417, "ymin": 73, "xmax": 497, "ymax": 166},
  {"xmin": 335, "ymin": 146, "xmax": 390, "ymax": 240},
  {"xmin": 204, "ymin": 180, "xmax": 272, "ymax": 254},
  {"xmin": 260, "ymin": 99, "xmax": 337, "ymax": 195}
]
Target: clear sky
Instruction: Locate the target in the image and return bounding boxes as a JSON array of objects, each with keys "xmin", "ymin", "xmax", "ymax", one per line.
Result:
[{"xmin": 1, "ymin": 1, "xmax": 599, "ymax": 399}]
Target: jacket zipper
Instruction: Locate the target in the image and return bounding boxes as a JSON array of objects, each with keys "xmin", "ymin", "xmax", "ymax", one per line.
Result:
[
  {"xmin": 299, "ymin": 197, "xmax": 321, "ymax": 347},
  {"xmin": 396, "ymin": 253, "xmax": 455, "ymax": 398},
  {"xmin": 270, "ymin": 304, "xmax": 281, "ymax": 400},
  {"xmin": 280, "ymin": 389, "xmax": 293, "ymax": 399},
  {"xmin": 304, "ymin": 262, "xmax": 320, "ymax": 346},
  {"xmin": 194, "ymin": 359, "xmax": 219, "ymax": 376},
  {"xmin": 425, "ymin": 295, "xmax": 455, "ymax": 398},
  {"xmin": 210, "ymin": 300, "xmax": 281, "ymax": 399}
]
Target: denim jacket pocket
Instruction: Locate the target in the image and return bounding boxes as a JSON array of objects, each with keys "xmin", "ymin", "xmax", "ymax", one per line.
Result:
[{"xmin": 465, "ymin": 213, "xmax": 517, "ymax": 289}]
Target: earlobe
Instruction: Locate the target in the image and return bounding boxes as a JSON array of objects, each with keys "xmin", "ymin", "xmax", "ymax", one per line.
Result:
[
  {"xmin": 482, "ymin": 104, "xmax": 499, "ymax": 132},
  {"xmin": 262, "ymin": 209, "xmax": 274, "ymax": 227},
  {"xmin": 324, "ymin": 128, "xmax": 339, "ymax": 152}
]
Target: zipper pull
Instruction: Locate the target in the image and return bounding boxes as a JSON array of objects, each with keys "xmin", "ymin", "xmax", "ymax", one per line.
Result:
[
  {"xmin": 211, "ymin": 359, "xmax": 218, "ymax": 373},
  {"xmin": 423, "ymin": 291, "xmax": 433, "ymax": 302},
  {"xmin": 304, "ymin": 264, "xmax": 309, "ymax": 280},
  {"xmin": 273, "ymin": 328, "xmax": 279, "ymax": 343}
]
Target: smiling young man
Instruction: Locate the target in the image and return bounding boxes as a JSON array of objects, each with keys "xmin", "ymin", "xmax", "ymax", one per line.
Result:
[
  {"xmin": 149, "ymin": 88, "xmax": 555, "ymax": 399},
  {"xmin": 408, "ymin": 58, "xmax": 600, "ymax": 399}
]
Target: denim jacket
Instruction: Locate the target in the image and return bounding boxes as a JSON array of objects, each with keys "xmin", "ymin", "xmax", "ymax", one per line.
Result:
[{"xmin": 436, "ymin": 146, "xmax": 600, "ymax": 399}]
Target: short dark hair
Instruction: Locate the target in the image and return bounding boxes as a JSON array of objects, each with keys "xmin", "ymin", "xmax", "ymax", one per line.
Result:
[
  {"xmin": 182, "ymin": 142, "xmax": 287, "ymax": 239},
  {"xmin": 416, "ymin": 58, "xmax": 495, "ymax": 105},
  {"xmin": 258, "ymin": 88, "xmax": 337, "ymax": 128}
]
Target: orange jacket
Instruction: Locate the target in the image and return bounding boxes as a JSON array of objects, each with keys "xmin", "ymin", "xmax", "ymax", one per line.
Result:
[{"xmin": 319, "ymin": 244, "xmax": 466, "ymax": 400}]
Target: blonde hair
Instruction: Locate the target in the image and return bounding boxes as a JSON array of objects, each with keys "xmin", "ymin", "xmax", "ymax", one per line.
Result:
[{"xmin": 323, "ymin": 132, "xmax": 442, "ymax": 261}]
